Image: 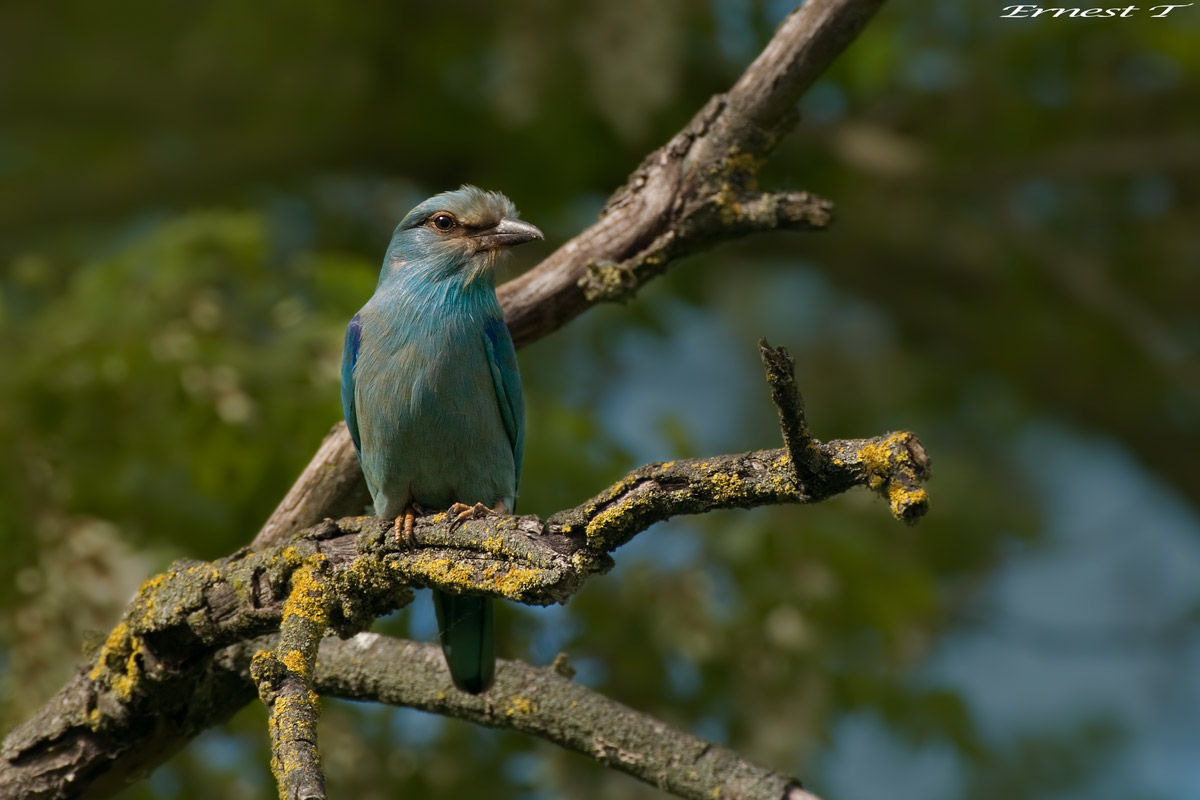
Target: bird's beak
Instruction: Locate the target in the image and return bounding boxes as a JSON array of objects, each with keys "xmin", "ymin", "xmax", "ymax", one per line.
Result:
[{"xmin": 472, "ymin": 218, "xmax": 544, "ymax": 251}]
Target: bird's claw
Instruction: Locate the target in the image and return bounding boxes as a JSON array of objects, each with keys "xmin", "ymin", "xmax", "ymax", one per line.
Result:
[
  {"xmin": 394, "ymin": 506, "xmax": 417, "ymax": 548},
  {"xmin": 446, "ymin": 501, "xmax": 504, "ymax": 532}
]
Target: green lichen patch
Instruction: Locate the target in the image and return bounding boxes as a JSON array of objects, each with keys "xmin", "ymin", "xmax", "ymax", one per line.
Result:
[
  {"xmin": 329, "ymin": 553, "xmax": 414, "ymax": 635},
  {"xmin": 580, "ymin": 260, "xmax": 638, "ymax": 303}
]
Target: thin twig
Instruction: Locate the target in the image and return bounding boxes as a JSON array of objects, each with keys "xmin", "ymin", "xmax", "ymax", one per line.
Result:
[{"xmin": 758, "ymin": 339, "xmax": 826, "ymax": 483}]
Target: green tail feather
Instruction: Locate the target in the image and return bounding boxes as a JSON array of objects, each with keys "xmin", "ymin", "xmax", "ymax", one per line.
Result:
[{"xmin": 432, "ymin": 590, "xmax": 495, "ymax": 694}]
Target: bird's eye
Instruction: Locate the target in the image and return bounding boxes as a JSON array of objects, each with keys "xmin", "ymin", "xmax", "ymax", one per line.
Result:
[{"xmin": 431, "ymin": 213, "xmax": 457, "ymax": 232}]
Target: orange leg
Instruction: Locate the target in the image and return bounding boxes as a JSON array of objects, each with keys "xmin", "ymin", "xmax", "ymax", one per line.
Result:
[
  {"xmin": 393, "ymin": 506, "xmax": 417, "ymax": 547},
  {"xmin": 446, "ymin": 500, "xmax": 509, "ymax": 532}
]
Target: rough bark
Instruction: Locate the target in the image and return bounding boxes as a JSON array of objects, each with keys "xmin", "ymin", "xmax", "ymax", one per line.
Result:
[
  {"xmin": 250, "ymin": 560, "xmax": 332, "ymax": 800},
  {"xmin": 2, "ymin": 377, "xmax": 928, "ymax": 798},
  {"xmin": 251, "ymin": 0, "xmax": 887, "ymax": 553},
  {"xmin": 309, "ymin": 636, "xmax": 817, "ymax": 800},
  {"xmin": 3, "ymin": 2, "xmax": 897, "ymax": 798}
]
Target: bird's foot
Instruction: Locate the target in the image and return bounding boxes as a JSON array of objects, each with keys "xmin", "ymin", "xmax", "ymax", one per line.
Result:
[
  {"xmin": 393, "ymin": 506, "xmax": 418, "ymax": 548},
  {"xmin": 446, "ymin": 501, "xmax": 507, "ymax": 532}
]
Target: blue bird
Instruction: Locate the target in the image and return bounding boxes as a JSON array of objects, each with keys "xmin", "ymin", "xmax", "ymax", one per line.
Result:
[{"xmin": 341, "ymin": 186, "xmax": 541, "ymax": 693}]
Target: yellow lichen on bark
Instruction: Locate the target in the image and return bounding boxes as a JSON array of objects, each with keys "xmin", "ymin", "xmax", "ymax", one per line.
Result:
[
  {"xmin": 858, "ymin": 432, "xmax": 911, "ymax": 488},
  {"xmin": 89, "ymin": 622, "xmax": 132, "ymax": 681},
  {"xmin": 281, "ymin": 556, "xmax": 329, "ymax": 625},
  {"xmin": 414, "ymin": 553, "xmax": 478, "ymax": 588},
  {"xmin": 506, "ymin": 696, "xmax": 535, "ymax": 717},
  {"xmin": 856, "ymin": 432, "xmax": 928, "ymax": 521},
  {"xmin": 887, "ymin": 482, "xmax": 929, "ymax": 519},
  {"xmin": 482, "ymin": 564, "xmax": 544, "ymax": 597},
  {"xmin": 585, "ymin": 494, "xmax": 650, "ymax": 544},
  {"xmin": 281, "ymin": 649, "xmax": 308, "ymax": 677},
  {"xmin": 722, "ymin": 146, "xmax": 766, "ymax": 176},
  {"xmin": 707, "ymin": 471, "xmax": 744, "ymax": 500},
  {"xmin": 86, "ymin": 619, "xmax": 150, "ymax": 708},
  {"xmin": 137, "ymin": 572, "xmax": 168, "ymax": 596}
]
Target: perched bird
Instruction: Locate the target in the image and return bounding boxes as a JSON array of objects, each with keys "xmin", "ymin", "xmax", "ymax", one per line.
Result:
[{"xmin": 341, "ymin": 186, "xmax": 541, "ymax": 693}]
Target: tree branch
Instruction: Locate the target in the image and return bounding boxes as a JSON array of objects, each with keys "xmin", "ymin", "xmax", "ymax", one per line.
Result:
[
  {"xmin": 759, "ymin": 339, "xmax": 824, "ymax": 482},
  {"xmin": 3, "ymin": 2, "xmax": 898, "ymax": 796},
  {"xmin": 502, "ymin": 0, "xmax": 884, "ymax": 345},
  {"xmin": 250, "ymin": 0, "xmax": 887, "ymax": 552},
  {"xmin": 2, "ymin": 349, "xmax": 928, "ymax": 798},
  {"xmin": 757, "ymin": 339, "xmax": 930, "ymax": 523},
  {"xmin": 250, "ymin": 557, "xmax": 332, "ymax": 800},
  {"xmin": 307, "ymin": 636, "xmax": 821, "ymax": 800}
]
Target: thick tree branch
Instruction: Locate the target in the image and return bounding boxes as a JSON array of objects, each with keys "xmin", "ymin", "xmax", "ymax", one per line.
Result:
[
  {"xmin": 250, "ymin": 0, "xmax": 887, "ymax": 552},
  {"xmin": 3, "ymin": 338, "xmax": 930, "ymax": 800},
  {"xmin": 4, "ymin": 2, "xmax": 897, "ymax": 796},
  {"xmin": 3, "ymin": 423, "xmax": 927, "ymax": 798},
  {"xmin": 502, "ymin": 0, "xmax": 884, "ymax": 345},
  {"xmin": 308, "ymin": 636, "xmax": 820, "ymax": 800}
]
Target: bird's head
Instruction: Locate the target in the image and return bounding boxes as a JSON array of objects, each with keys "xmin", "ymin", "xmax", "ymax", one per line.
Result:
[{"xmin": 381, "ymin": 186, "xmax": 543, "ymax": 288}]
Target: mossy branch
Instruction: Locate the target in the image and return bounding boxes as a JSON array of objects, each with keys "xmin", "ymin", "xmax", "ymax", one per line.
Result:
[
  {"xmin": 250, "ymin": 557, "xmax": 331, "ymax": 800},
  {"xmin": 501, "ymin": 0, "xmax": 885, "ymax": 346},
  {"xmin": 758, "ymin": 339, "xmax": 931, "ymax": 522},
  {"xmin": 3, "ymin": 1, "xmax": 898, "ymax": 797},
  {"xmin": 579, "ymin": 189, "xmax": 833, "ymax": 304},
  {"xmin": 300, "ymin": 636, "xmax": 821, "ymax": 800},
  {"xmin": 2, "ymin": 339, "xmax": 927, "ymax": 799},
  {"xmin": 251, "ymin": 0, "xmax": 888, "ymax": 552}
]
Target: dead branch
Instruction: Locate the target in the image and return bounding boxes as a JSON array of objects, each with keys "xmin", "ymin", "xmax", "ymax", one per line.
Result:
[
  {"xmin": 251, "ymin": 0, "xmax": 887, "ymax": 552},
  {"xmin": 2, "ymin": 341, "xmax": 926, "ymax": 800},
  {"xmin": 2, "ymin": 2, "xmax": 898, "ymax": 797}
]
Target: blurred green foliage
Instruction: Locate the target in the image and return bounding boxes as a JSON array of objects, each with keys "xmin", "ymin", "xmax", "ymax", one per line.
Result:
[{"xmin": 2, "ymin": 1, "xmax": 1197, "ymax": 799}]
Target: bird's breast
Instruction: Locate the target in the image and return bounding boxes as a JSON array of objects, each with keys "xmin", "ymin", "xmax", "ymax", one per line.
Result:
[{"xmin": 354, "ymin": 302, "xmax": 516, "ymax": 518}]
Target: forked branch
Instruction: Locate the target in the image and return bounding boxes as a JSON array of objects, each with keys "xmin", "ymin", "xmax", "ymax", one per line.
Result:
[
  {"xmin": 2, "ymin": 340, "xmax": 927, "ymax": 800},
  {"xmin": 2, "ymin": 2, "xmax": 897, "ymax": 797},
  {"xmin": 250, "ymin": 0, "xmax": 889, "ymax": 552}
]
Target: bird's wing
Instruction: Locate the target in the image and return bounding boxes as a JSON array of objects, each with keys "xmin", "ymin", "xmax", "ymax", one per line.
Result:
[
  {"xmin": 341, "ymin": 313, "xmax": 363, "ymax": 455},
  {"xmin": 483, "ymin": 316, "xmax": 525, "ymax": 490}
]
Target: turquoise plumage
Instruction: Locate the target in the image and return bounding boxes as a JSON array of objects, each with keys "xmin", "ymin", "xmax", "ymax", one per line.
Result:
[{"xmin": 341, "ymin": 186, "xmax": 540, "ymax": 693}]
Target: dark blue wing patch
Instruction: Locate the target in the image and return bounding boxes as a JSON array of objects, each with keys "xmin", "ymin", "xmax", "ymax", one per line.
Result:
[
  {"xmin": 482, "ymin": 316, "xmax": 525, "ymax": 491},
  {"xmin": 341, "ymin": 313, "xmax": 363, "ymax": 456}
]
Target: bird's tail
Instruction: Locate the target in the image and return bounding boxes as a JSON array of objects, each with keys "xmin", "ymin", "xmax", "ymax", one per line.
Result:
[{"xmin": 432, "ymin": 590, "xmax": 495, "ymax": 694}]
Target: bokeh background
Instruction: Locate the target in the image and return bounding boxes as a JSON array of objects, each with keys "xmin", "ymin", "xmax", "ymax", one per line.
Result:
[{"xmin": 3, "ymin": 1, "xmax": 1199, "ymax": 798}]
